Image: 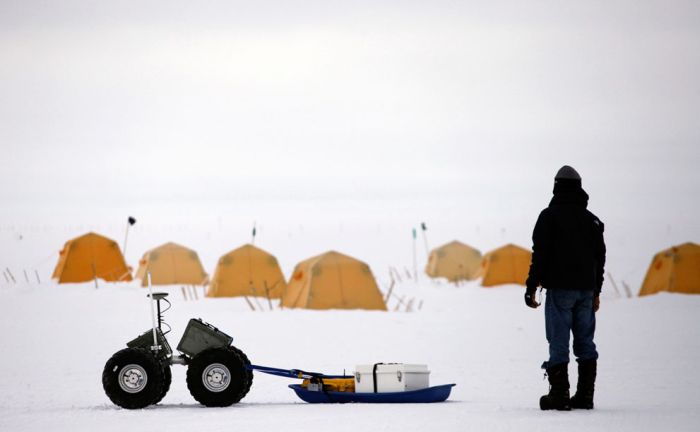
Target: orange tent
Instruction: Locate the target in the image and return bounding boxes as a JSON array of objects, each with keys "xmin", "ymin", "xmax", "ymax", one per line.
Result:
[
  {"xmin": 281, "ymin": 251, "xmax": 386, "ymax": 310},
  {"xmin": 207, "ymin": 244, "xmax": 287, "ymax": 298},
  {"xmin": 135, "ymin": 242, "xmax": 208, "ymax": 287},
  {"xmin": 639, "ymin": 242, "xmax": 700, "ymax": 296},
  {"xmin": 478, "ymin": 243, "xmax": 532, "ymax": 287},
  {"xmin": 425, "ymin": 240, "xmax": 482, "ymax": 282},
  {"xmin": 52, "ymin": 232, "xmax": 132, "ymax": 283}
]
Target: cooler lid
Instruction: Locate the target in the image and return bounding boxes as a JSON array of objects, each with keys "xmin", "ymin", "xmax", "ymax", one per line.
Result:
[{"xmin": 355, "ymin": 363, "xmax": 430, "ymax": 374}]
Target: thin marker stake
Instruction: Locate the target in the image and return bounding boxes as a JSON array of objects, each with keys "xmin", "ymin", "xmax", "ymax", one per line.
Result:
[
  {"xmin": 412, "ymin": 228, "xmax": 418, "ymax": 281},
  {"xmin": 6, "ymin": 268, "xmax": 16, "ymax": 283},
  {"xmin": 421, "ymin": 222, "xmax": 430, "ymax": 259}
]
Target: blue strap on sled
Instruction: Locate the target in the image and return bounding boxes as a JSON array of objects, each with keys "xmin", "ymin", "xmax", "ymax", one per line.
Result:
[{"xmin": 247, "ymin": 364, "xmax": 349, "ymax": 380}]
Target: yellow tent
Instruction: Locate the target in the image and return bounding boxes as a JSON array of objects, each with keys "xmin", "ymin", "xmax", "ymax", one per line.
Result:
[
  {"xmin": 52, "ymin": 232, "xmax": 132, "ymax": 283},
  {"xmin": 639, "ymin": 242, "xmax": 700, "ymax": 296},
  {"xmin": 281, "ymin": 251, "xmax": 387, "ymax": 310},
  {"xmin": 478, "ymin": 243, "xmax": 532, "ymax": 287},
  {"xmin": 425, "ymin": 240, "xmax": 482, "ymax": 282},
  {"xmin": 207, "ymin": 244, "xmax": 287, "ymax": 298},
  {"xmin": 135, "ymin": 242, "xmax": 208, "ymax": 287}
]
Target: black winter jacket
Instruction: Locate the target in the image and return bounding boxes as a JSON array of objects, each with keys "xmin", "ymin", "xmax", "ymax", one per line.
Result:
[{"xmin": 525, "ymin": 181, "xmax": 606, "ymax": 295}]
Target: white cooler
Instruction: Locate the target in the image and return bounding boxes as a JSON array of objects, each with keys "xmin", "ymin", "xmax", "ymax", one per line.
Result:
[{"xmin": 354, "ymin": 363, "xmax": 430, "ymax": 393}]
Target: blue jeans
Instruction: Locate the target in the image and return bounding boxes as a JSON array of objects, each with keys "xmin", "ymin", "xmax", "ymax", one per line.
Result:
[{"xmin": 544, "ymin": 289, "xmax": 598, "ymax": 368}]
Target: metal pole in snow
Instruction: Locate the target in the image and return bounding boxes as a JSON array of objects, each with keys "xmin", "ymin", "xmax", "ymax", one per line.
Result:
[
  {"xmin": 250, "ymin": 288, "xmax": 263, "ymax": 311},
  {"xmin": 412, "ymin": 228, "xmax": 418, "ymax": 281},
  {"xmin": 123, "ymin": 223, "xmax": 130, "ymax": 256},
  {"xmin": 606, "ymin": 271, "xmax": 621, "ymax": 298},
  {"xmin": 5, "ymin": 268, "xmax": 16, "ymax": 283},
  {"xmin": 264, "ymin": 281, "xmax": 273, "ymax": 311},
  {"xmin": 420, "ymin": 222, "xmax": 429, "ymax": 259},
  {"xmin": 243, "ymin": 296, "xmax": 256, "ymax": 311},
  {"xmin": 384, "ymin": 279, "xmax": 395, "ymax": 304},
  {"xmin": 123, "ymin": 216, "xmax": 137, "ymax": 257},
  {"xmin": 622, "ymin": 280, "xmax": 634, "ymax": 298},
  {"xmin": 91, "ymin": 263, "xmax": 98, "ymax": 289}
]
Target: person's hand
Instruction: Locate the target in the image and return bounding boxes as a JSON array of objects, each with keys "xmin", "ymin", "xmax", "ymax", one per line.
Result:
[
  {"xmin": 525, "ymin": 287, "xmax": 540, "ymax": 308},
  {"xmin": 593, "ymin": 295, "xmax": 600, "ymax": 312}
]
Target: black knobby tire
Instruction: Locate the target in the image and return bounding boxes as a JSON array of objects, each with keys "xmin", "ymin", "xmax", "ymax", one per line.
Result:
[
  {"xmin": 229, "ymin": 345, "xmax": 254, "ymax": 399},
  {"xmin": 186, "ymin": 347, "xmax": 251, "ymax": 407},
  {"xmin": 152, "ymin": 364, "xmax": 172, "ymax": 405},
  {"xmin": 102, "ymin": 347, "xmax": 166, "ymax": 409}
]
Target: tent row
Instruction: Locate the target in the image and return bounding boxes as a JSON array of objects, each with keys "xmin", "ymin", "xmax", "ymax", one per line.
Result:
[
  {"xmin": 425, "ymin": 240, "xmax": 700, "ymax": 296},
  {"xmin": 51, "ymin": 233, "xmax": 700, "ymax": 304},
  {"xmin": 425, "ymin": 241, "xmax": 532, "ymax": 287},
  {"xmin": 209, "ymin": 245, "xmax": 385, "ymax": 310},
  {"xmin": 51, "ymin": 232, "xmax": 386, "ymax": 310}
]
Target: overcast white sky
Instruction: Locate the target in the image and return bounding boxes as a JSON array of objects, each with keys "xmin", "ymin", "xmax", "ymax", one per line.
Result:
[{"xmin": 1, "ymin": 1, "xmax": 698, "ymax": 210}]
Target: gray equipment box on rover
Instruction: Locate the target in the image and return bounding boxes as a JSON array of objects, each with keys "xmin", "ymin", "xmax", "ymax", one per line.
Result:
[
  {"xmin": 177, "ymin": 318, "xmax": 233, "ymax": 357},
  {"xmin": 127, "ymin": 328, "xmax": 172, "ymax": 360}
]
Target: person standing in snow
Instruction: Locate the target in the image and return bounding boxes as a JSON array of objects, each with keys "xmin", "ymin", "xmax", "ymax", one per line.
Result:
[{"xmin": 524, "ymin": 165, "xmax": 606, "ymax": 411}]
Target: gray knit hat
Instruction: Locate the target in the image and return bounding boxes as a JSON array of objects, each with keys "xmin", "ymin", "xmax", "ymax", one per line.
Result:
[{"xmin": 555, "ymin": 165, "xmax": 581, "ymax": 181}]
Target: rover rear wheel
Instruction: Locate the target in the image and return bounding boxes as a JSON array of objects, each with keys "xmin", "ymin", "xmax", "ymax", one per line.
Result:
[
  {"xmin": 186, "ymin": 347, "xmax": 251, "ymax": 407},
  {"xmin": 152, "ymin": 363, "xmax": 172, "ymax": 405}
]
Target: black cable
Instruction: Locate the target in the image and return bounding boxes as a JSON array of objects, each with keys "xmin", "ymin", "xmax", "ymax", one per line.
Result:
[{"xmin": 158, "ymin": 298, "xmax": 172, "ymax": 335}]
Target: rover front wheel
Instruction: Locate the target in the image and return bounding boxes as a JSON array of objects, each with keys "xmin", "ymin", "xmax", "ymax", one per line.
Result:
[{"xmin": 102, "ymin": 348, "xmax": 166, "ymax": 409}]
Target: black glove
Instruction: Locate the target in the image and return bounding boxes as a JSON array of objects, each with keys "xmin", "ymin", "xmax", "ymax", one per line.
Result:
[
  {"xmin": 593, "ymin": 295, "xmax": 600, "ymax": 312},
  {"xmin": 525, "ymin": 287, "xmax": 540, "ymax": 308}
]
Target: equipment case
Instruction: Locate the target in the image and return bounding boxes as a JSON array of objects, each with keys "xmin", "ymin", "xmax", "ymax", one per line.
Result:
[
  {"xmin": 176, "ymin": 318, "xmax": 233, "ymax": 357},
  {"xmin": 354, "ymin": 363, "xmax": 430, "ymax": 393}
]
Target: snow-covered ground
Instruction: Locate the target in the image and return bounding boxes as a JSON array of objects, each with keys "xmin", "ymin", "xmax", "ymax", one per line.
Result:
[
  {"xmin": 0, "ymin": 196, "xmax": 698, "ymax": 431},
  {"xmin": 0, "ymin": 277, "xmax": 698, "ymax": 432}
]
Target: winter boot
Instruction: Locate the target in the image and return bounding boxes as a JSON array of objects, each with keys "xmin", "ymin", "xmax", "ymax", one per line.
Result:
[
  {"xmin": 539, "ymin": 363, "xmax": 571, "ymax": 411},
  {"xmin": 571, "ymin": 359, "xmax": 597, "ymax": 409}
]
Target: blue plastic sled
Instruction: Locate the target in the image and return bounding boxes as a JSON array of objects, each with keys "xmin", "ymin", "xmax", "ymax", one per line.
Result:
[
  {"xmin": 247, "ymin": 364, "xmax": 456, "ymax": 404},
  {"xmin": 289, "ymin": 384, "xmax": 457, "ymax": 404}
]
